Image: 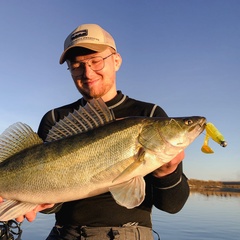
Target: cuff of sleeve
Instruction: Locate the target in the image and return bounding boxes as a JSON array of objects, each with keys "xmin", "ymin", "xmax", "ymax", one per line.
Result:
[{"xmin": 151, "ymin": 163, "xmax": 183, "ymax": 189}]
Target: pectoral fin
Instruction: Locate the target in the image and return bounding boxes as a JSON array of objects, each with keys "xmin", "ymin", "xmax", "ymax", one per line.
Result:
[
  {"xmin": 112, "ymin": 147, "xmax": 146, "ymax": 183},
  {"xmin": 109, "ymin": 176, "xmax": 146, "ymax": 209},
  {"xmin": 0, "ymin": 200, "xmax": 38, "ymax": 221}
]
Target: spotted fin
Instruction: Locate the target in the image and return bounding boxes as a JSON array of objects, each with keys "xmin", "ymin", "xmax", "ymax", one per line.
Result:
[
  {"xmin": 46, "ymin": 98, "xmax": 115, "ymax": 142},
  {"xmin": 0, "ymin": 123, "xmax": 43, "ymax": 162}
]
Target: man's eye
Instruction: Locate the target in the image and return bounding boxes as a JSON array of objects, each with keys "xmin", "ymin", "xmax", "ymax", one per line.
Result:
[
  {"xmin": 92, "ymin": 60, "xmax": 101, "ymax": 64},
  {"xmin": 71, "ymin": 63, "xmax": 80, "ymax": 68}
]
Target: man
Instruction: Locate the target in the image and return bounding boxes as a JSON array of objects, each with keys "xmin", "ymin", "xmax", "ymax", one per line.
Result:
[{"xmin": 17, "ymin": 24, "xmax": 189, "ymax": 239}]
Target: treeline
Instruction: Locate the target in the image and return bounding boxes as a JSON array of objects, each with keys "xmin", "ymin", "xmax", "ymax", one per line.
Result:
[
  {"xmin": 188, "ymin": 179, "xmax": 240, "ymax": 197},
  {"xmin": 189, "ymin": 179, "xmax": 221, "ymax": 187}
]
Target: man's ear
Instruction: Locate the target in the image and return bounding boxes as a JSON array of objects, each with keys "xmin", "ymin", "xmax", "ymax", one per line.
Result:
[
  {"xmin": 66, "ymin": 60, "xmax": 71, "ymax": 69},
  {"xmin": 114, "ymin": 53, "xmax": 122, "ymax": 72}
]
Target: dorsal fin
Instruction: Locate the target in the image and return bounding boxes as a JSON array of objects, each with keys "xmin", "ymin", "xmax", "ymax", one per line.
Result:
[
  {"xmin": 0, "ymin": 122, "xmax": 43, "ymax": 162},
  {"xmin": 46, "ymin": 98, "xmax": 115, "ymax": 142}
]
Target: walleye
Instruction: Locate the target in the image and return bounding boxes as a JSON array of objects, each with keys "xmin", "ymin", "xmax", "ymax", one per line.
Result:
[{"xmin": 0, "ymin": 99, "xmax": 206, "ymax": 220}]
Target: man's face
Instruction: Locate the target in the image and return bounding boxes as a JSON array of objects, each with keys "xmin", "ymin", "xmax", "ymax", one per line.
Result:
[{"xmin": 67, "ymin": 48, "xmax": 122, "ymax": 101}]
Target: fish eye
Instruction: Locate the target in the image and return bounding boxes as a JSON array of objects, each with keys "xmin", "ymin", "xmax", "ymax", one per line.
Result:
[{"xmin": 184, "ymin": 119, "xmax": 193, "ymax": 125}]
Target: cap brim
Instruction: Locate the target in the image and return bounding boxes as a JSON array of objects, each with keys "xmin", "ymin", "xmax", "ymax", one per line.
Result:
[{"xmin": 59, "ymin": 43, "xmax": 109, "ymax": 64}]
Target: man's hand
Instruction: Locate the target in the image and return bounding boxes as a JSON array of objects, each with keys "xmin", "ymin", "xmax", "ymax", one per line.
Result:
[
  {"xmin": 15, "ymin": 203, "xmax": 55, "ymax": 222},
  {"xmin": 0, "ymin": 197, "xmax": 54, "ymax": 222},
  {"xmin": 152, "ymin": 151, "xmax": 185, "ymax": 178}
]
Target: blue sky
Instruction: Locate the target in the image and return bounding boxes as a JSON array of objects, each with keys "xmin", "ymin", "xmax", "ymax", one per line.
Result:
[{"xmin": 0, "ymin": 0, "xmax": 239, "ymax": 181}]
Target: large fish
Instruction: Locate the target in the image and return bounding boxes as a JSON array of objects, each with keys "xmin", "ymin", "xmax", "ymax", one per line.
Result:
[{"xmin": 0, "ymin": 99, "xmax": 206, "ymax": 220}]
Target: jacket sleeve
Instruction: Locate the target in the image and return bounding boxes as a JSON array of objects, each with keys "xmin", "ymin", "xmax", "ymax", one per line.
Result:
[
  {"xmin": 37, "ymin": 110, "xmax": 56, "ymax": 141},
  {"xmin": 149, "ymin": 105, "xmax": 190, "ymax": 213},
  {"xmin": 148, "ymin": 163, "xmax": 189, "ymax": 213}
]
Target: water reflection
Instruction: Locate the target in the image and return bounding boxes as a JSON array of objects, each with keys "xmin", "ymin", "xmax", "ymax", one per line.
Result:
[
  {"xmin": 152, "ymin": 193, "xmax": 240, "ymax": 240},
  {"xmin": 188, "ymin": 179, "xmax": 240, "ymax": 198},
  {"xmin": 21, "ymin": 193, "xmax": 239, "ymax": 240}
]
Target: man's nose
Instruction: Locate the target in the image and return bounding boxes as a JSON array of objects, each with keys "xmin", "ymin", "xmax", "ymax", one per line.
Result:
[{"xmin": 82, "ymin": 63, "xmax": 95, "ymax": 79}]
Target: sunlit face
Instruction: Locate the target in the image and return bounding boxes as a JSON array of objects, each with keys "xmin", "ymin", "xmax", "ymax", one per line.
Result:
[{"xmin": 66, "ymin": 48, "xmax": 122, "ymax": 102}]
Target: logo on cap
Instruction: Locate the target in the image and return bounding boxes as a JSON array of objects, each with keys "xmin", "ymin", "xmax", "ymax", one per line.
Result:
[{"xmin": 71, "ymin": 29, "xmax": 88, "ymax": 41}]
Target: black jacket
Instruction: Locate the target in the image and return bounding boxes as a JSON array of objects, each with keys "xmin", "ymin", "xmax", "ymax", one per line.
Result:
[{"xmin": 38, "ymin": 91, "xmax": 189, "ymax": 228}]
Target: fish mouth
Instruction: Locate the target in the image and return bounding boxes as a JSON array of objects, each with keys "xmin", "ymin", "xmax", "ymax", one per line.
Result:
[
  {"xmin": 189, "ymin": 117, "xmax": 207, "ymax": 135},
  {"xmin": 199, "ymin": 118, "xmax": 207, "ymax": 133},
  {"xmin": 201, "ymin": 118, "xmax": 207, "ymax": 127}
]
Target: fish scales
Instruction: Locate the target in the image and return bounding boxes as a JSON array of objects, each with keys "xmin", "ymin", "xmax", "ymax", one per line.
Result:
[{"xmin": 0, "ymin": 118, "xmax": 143, "ymax": 202}]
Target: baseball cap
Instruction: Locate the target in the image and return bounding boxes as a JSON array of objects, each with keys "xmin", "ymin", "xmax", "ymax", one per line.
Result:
[{"xmin": 59, "ymin": 24, "xmax": 117, "ymax": 64}]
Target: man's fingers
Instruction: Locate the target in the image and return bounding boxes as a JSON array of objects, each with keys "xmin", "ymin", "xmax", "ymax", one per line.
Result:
[
  {"xmin": 35, "ymin": 203, "xmax": 55, "ymax": 212},
  {"xmin": 15, "ymin": 215, "xmax": 25, "ymax": 223},
  {"xmin": 25, "ymin": 210, "xmax": 37, "ymax": 222},
  {"xmin": 14, "ymin": 203, "xmax": 54, "ymax": 222}
]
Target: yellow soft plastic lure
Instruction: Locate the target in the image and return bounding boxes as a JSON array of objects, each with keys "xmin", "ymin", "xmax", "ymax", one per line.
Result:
[{"xmin": 201, "ymin": 122, "xmax": 227, "ymax": 154}]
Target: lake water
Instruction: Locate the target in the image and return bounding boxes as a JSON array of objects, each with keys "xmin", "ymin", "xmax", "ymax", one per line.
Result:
[
  {"xmin": 19, "ymin": 193, "xmax": 239, "ymax": 240},
  {"xmin": 152, "ymin": 193, "xmax": 240, "ymax": 240}
]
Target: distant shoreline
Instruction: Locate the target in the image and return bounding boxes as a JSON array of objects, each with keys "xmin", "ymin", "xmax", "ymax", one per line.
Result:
[{"xmin": 188, "ymin": 179, "xmax": 240, "ymax": 197}]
